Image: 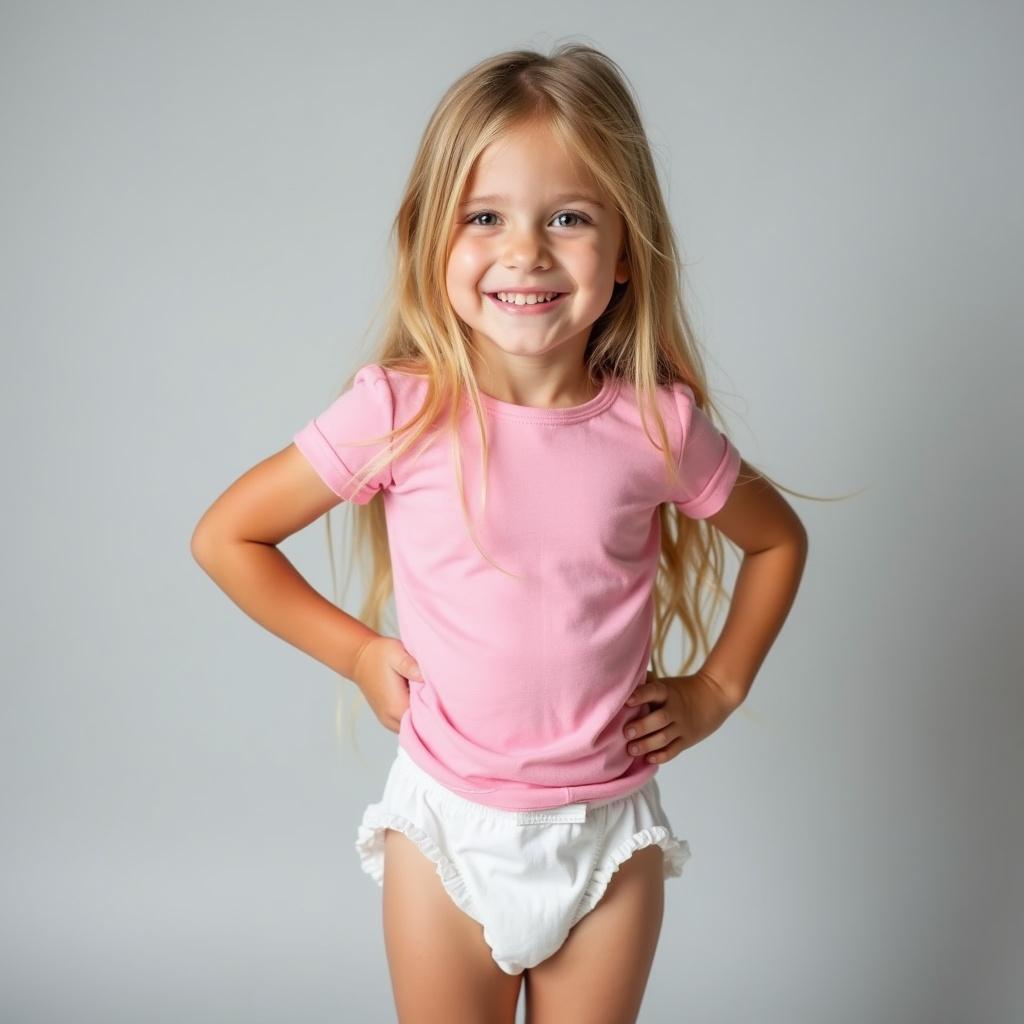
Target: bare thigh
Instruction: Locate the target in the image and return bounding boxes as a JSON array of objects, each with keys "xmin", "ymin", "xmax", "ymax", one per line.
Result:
[
  {"xmin": 523, "ymin": 843, "xmax": 665, "ymax": 1024},
  {"xmin": 381, "ymin": 827, "xmax": 525, "ymax": 1024}
]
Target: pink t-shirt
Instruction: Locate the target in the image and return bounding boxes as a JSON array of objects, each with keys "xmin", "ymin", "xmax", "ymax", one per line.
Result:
[{"xmin": 292, "ymin": 363, "xmax": 741, "ymax": 810}]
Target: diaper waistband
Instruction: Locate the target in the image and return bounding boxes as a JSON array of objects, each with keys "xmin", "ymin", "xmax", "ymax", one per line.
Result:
[
  {"xmin": 514, "ymin": 804, "xmax": 589, "ymax": 825},
  {"xmin": 391, "ymin": 745, "xmax": 637, "ymax": 823}
]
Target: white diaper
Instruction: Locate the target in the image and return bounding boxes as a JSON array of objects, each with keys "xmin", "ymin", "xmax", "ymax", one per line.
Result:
[{"xmin": 355, "ymin": 745, "xmax": 690, "ymax": 975}]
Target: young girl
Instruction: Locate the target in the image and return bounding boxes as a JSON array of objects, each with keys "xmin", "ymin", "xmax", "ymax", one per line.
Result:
[{"xmin": 193, "ymin": 44, "xmax": 808, "ymax": 1024}]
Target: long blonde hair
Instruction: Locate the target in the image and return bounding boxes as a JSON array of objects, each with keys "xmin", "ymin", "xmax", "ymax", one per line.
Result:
[{"xmin": 316, "ymin": 43, "xmax": 833, "ymax": 747}]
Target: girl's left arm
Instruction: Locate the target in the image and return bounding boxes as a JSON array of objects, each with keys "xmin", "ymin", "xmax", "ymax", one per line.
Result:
[{"xmin": 698, "ymin": 459, "xmax": 809, "ymax": 707}]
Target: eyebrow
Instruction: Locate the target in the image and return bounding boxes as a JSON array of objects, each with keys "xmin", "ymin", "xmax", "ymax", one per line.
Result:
[{"xmin": 458, "ymin": 192, "xmax": 605, "ymax": 209}]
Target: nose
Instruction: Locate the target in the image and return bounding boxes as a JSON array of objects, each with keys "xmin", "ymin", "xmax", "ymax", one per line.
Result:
[{"xmin": 501, "ymin": 223, "xmax": 552, "ymax": 271}]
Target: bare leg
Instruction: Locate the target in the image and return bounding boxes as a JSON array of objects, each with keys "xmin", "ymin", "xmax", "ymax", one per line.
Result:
[
  {"xmin": 382, "ymin": 827, "xmax": 525, "ymax": 1024},
  {"xmin": 523, "ymin": 844, "xmax": 665, "ymax": 1024}
]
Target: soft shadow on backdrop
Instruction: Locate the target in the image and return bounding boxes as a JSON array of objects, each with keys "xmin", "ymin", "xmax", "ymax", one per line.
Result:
[{"xmin": 3, "ymin": 3, "xmax": 1021, "ymax": 1022}]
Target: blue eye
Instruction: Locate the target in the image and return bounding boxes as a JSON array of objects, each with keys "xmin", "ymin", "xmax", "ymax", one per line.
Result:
[{"xmin": 464, "ymin": 210, "xmax": 591, "ymax": 228}]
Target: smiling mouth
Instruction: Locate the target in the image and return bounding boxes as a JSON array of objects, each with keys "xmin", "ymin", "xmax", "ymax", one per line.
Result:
[
  {"xmin": 484, "ymin": 291, "xmax": 569, "ymax": 314},
  {"xmin": 487, "ymin": 291, "xmax": 565, "ymax": 302}
]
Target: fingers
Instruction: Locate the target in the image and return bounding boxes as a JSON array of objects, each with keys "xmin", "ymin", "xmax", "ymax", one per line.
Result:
[
  {"xmin": 625, "ymin": 717, "xmax": 670, "ymax": 750},
  {"xmin": 644, "ymin": 736, "xmax": 686, "ymax": 765},
  {"xmin": 626, "ymin": 723, "xmax": 676, "ymax": 762},
  {"xmin": 384, "ymin": 642, "xmax": 422, "ymax": 682},
  {"xmin": 623, "ymin": 681, "xmax": 679, "ymax": 761},
  {"xmin": 401, "ymin": 654, "xmax": 423, "ymax": 681},
  {"xmin": 623, "ymin": 704, "xmax": 674, "ymax": 757},
  {"xmin": 624, "ymin": 704, "xmax": 670, "ymax": 739},
  {"xmin": 625, "ymin": 674, "xmax": 667, "ymax": 707}
]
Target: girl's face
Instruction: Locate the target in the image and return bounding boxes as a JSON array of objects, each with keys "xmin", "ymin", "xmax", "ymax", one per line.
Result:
[{"xmin": 446, "ymin": 121, "xmax": 629, "ymax": 371}]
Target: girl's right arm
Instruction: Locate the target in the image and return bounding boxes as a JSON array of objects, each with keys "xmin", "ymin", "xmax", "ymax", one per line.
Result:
[{"xmin": 189, "ymin": 442, "xmax": 382, "ymax": 687}]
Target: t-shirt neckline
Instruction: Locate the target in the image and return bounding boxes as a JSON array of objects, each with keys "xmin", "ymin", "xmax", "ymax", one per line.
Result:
[{"xmin": 475, "ymin": 375, "xmax": 620, "ymax": 424}]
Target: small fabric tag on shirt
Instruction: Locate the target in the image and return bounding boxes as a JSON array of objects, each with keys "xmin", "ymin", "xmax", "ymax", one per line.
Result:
[{"xmin": 515, "ymin": 802, "xmax": 588, "ymax": 825}]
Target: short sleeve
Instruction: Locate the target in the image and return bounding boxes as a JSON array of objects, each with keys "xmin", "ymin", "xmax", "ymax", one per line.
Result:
[
  {"xmin": 669, "ymin": 381, "xmax": 741, "ymax": 519},
  {"xmin": 292, "ymin": 363, "xmax": 395, "ymax": 504}
]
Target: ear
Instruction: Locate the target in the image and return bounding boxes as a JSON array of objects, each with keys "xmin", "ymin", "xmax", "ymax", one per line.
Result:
[{"xmin": 615, "ymin": 245, "xmax": 630, "ymax": 285}]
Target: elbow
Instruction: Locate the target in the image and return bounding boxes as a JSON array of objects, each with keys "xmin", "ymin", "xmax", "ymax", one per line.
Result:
[
  {"xmin": 190, "ymin": 515, "xmax": 227, "ymax": 570},
  {"xmin": 191, "ymin": 517, "xmax": 254, "ymax": 570},
  {"xmin": 785, "ymin": 517, "xmax": 809, "ymax": 559},
  {"xmin": 792, "ymin": 519, "xmax": 809, "ymax": 554},
  {"xmin": 190, "ymin": 524, "xmax": 214, "ymax": 569},
  {"xmin": 755, "ymin": 517, "xmax": 808, "ymax": 567},
  {"xmin": 789, "ymin": 522, "xmax": 810, "ymax": 577},
  {"xmin": 191, "ymin": 500, "xmax": 233, "ymax": 567}
]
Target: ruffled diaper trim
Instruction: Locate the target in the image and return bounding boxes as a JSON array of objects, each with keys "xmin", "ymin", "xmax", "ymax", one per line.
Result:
[
  {"xmin": 355, "ymin": 807, "xmax": 479, "ymax": 923},
  {"xmin": 571, "ymin": 825, "xmax": 690, "ymax": 929}
]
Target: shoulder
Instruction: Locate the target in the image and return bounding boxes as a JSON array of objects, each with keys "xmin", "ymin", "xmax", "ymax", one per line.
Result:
[
  {"xmin": 370, "ymin": 361, "xmax": 433, "ymax": 428},
  {"xmin": 371, "ymin": 360, "xmax": 429, "ymax": 392},
  {"xmin": 347, "ymin": 360, "xmax": 428, "ymax": 403},
  {"xmin": 637, "ymin": 378, "xmax": 729, "ymax": 464},
  {"xmin": 664, "ymin": 379, "xmax": 700, "ymax": 440},
  {"xmin": 351, "ymin": 362, "xmax": 389, "ymax": 386},
  {"xmin": 614, "ymin": 376, "xmax": 696, "ymax": 435},
  {"xmin": 653, "ymin": 378, "xmax": 723, "ymax": 439},
  {"xmin": 329, "ymin": 362, "xmax": 396, "ymax": 428}
]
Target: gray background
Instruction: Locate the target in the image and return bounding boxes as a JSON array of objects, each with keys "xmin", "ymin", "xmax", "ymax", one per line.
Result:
[{"xmin": 3, "ymin": 2, "xmax": 1022, "ymax": 1022}]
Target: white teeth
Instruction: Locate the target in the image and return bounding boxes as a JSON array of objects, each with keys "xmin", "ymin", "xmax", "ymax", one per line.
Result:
[{"xmin": 495, "ymin": 291, "xmax": 561, "ymax": 305}]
